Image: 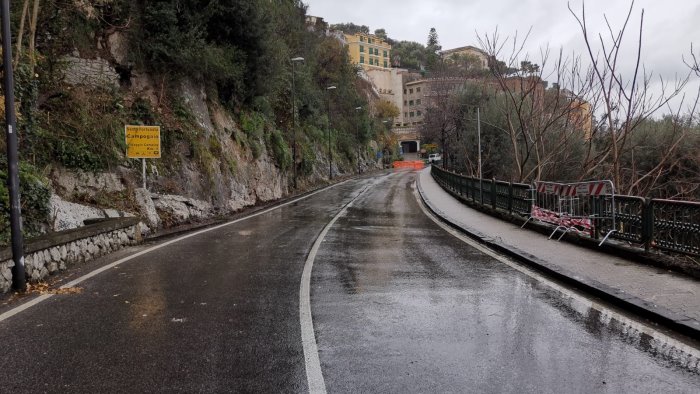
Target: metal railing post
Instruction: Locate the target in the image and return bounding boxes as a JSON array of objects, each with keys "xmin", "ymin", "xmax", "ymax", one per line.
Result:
[
  {"xmin": 642, "ymin": 198, "xmax": 654, "ymax": 253},
  {"xmin": 491, "ymin": 178, "xmax": 497, "ymax": 210},
  {"xmin": 508, "ymin": 182, "xmax": 513, "ymax": 215}
]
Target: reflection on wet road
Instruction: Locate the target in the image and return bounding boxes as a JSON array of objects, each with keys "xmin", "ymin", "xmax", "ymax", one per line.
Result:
[
  {"xmin": 313, "ymin": 171, "xmax": 700, "ymax": 393},
  {"xmin": 0, "ymin": 170, "xmax": 697, "ymax": 393}
]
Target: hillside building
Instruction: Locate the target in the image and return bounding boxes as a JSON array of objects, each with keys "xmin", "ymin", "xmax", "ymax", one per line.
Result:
[
  {"xmin": 440, "ymin": 46, "xmax": 489, "ymax": 70},
  {"xmin": 345, "ymin": 32, "xmax": 392, "ymax": 70}
]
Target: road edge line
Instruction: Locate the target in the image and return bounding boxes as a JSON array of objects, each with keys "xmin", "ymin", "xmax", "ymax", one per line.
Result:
[
  {"xmin": 299, "ymin": 185, "xmax": 371, "ymax": 394},
  {"xmin": 0, "ymin": 179, "xmax": 352, "ymax": 324},
  {"xmin": 413, "ymin": 178, "xmax": 700, "ymax": 367},
  {"xmin": 414, "ymin": 169, "xmax": 700, "ymax": 340}
]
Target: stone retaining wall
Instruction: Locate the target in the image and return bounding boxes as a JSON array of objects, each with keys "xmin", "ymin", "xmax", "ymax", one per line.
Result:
[{"xmin": 0, "ymin": 218, "xmax": 141, "ymax": 293}]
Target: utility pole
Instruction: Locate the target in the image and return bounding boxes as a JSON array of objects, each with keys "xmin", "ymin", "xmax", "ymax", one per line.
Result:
[
  {"xmin": 477, "ymin": 107, "xmax": 483, "ymax": 204},
  {"xmin": 2, "ymin": 0, "xmax": 26, "ymax": 292},
  {"xmin": 290, "ymin": 57, "xmax": 304, "ymax": 189},
  {"xmin": 355, "ymin": 107, "xmax": 362, "ymax": 175},
  {"xmin": 326, "ymin": 86, "xmax": 336, "ymax": 180}
]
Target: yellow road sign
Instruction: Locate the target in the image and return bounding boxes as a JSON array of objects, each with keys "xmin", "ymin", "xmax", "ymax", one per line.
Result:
[{"xmin": 125, "ymin": 125, "xmax": 161, "ymax": 158}]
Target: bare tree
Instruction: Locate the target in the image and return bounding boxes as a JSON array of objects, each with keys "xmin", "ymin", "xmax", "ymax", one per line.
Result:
[
  {"xmin": 568, "ymin": 1, "xmax": 690, "ymax": 194},
  {"xmin": 28, "ymin": 0, "xmax": 41, "ymax": 75},
  {"xmin": 419, "ymin": 61, "xmax": 473, "ymax": 169},
  {"xmin": 14, "ymin": 0, "xmax": 31, "ymax": 67},
  {"xmin": 477, "ymin": 29, "xmax": 597, "ymax": 183}
]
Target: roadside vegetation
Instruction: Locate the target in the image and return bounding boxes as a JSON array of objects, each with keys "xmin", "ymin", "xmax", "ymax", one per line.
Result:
[
  {"xmin": 0, "ymin": 0, "xmax": 397, "ymax": 245},
  {"xmin": 417, "ymin": 3, "xmax": 700, "ymax": 200}
]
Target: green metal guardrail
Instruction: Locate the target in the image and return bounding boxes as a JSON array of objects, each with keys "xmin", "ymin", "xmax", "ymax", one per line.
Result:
[{"xmin": 431, "ymin": 165, "xmax": 700, "ymax": 258}]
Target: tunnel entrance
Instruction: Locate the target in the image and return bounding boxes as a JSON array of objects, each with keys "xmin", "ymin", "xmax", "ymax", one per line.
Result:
[{"xmin": 400, "ymin": 141, "xmax": 418, "ymax": 154}]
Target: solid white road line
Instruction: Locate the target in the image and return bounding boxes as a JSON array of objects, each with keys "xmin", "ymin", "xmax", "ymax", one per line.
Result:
[
  {"xmin": 0, "ymin": 179, "xmax": 353, "ymax": 324},
  {"xmin": 300, "ymin": 184, "xmax": 372, "ymax": 394}
]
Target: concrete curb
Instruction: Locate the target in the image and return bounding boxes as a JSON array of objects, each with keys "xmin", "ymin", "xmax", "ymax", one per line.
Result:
[{"xmin": 416, "ymin": 174, "xmax": 700, "ymax": 340}]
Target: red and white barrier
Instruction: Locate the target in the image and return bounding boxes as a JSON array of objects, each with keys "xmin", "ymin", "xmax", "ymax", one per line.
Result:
[{"xmin": 523, "ymin": 180, "xmax": 617, "ymax": 245}]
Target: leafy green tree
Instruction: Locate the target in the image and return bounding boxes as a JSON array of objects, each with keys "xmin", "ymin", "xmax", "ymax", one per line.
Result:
[
  {"xmin": 391, "ymin": 40, "xmax": 428, "ymax": 70},
  {"xmin": 330, "ymin": 22, "xmax": 369, "ymax": 35},
  {"xmin": 374, "ymin": 28, "xmax": 388, "ymax": 40}
]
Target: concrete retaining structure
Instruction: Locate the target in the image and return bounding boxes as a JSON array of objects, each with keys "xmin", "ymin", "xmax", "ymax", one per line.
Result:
[{"xmin": 0, "ymin": 218, "xmax": 141, "ymax": 293}]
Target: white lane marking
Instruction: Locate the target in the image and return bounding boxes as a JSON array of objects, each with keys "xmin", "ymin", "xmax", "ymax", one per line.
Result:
[
  {"xmin": 414, "ymin": 184, "xmax": 700, "ymax": 366},
  {"xmin": 300, "ymin": 185, "xmax": 372, "ymax": 394},
  {"xmin": 0, "ymin": 179, "xmax": 354, "ymax": 323}
]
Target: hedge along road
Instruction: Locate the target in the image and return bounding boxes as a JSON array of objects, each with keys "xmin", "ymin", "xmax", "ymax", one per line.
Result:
[{"xmin": 0, "ymin": 171, "xmax": 697, "ymax": 393}]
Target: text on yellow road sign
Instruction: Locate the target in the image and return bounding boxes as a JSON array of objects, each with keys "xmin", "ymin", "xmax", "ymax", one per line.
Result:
[{"xmin": 125, "ymin": 125, "xmax": 161, "ymax": 158}]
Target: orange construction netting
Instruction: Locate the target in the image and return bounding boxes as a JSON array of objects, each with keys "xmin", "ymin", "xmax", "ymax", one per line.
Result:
[{"xmin": 392, "ymin": 161, "xmax": 425, "ymax": 170}]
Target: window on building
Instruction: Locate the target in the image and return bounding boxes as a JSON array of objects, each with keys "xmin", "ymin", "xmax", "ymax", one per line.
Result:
[
  {"xmin": 383, "ymin": 50, "xmax": 388, "ymax": 57},
  {"xmin": 384, "ymin": 60, "xmax": 388, "ymax": 68},
  {"xmin": 403, "ymin": 89, "xmax": 407, "ymax": 94},
  {"xmin": 409, "ymin": 100, "xmax": 414, "ymax": 106},
  {"xmin": 360, "ymin": 56, "xmax": 365, "ymax": 64},
  {"xmin": 410, "ymin": 112, "xmax": 415, "ymax": 117},
  {"xmin": 417, "ymin": 111, "xmax": 422, "ymax": 116},
  {"xmin": 360, "ymin": 45, "xmax": 364, "ymax": 53},
  {"xmin": 417, "ymin": 99, "xmax": 422, "ymax": 105},
  {"xmin": 368, "ymin": 38, "xmax": 373, "ymax": 44},
  {"xmin": 360, "ymin": 36, "xmax": 364, "ymax": 42},
  {"xmin": 417, "ymin": 87, "xmax": 421, "ymax": 92},
  {"xmin": 404, "ymin": 112, "xmax": 408, "ymax": 118},
  {"xmin": 404, "ymin": 100, "xmax": 407, "ymax": 105},
  {"xmin": 409, "ymin": 88, "xmax": 413, "ymax": 94}
]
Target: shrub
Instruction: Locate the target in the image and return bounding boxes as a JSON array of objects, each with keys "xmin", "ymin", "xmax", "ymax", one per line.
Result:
[
  {"xmin": 0, "ymin": 159, "xmax": 50, "ymax": 246},
  {"xmin": 267, "ymin": 128, "xmax": 291, "ymax": 170}
]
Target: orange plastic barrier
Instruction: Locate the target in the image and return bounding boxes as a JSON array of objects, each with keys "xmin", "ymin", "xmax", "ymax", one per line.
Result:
[{"xmin": 392, "ymin": 161, "xmax": 425, "ymax": 170}]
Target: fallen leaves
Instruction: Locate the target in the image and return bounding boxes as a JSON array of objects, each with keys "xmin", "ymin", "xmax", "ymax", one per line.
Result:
[{"xmin": 25, "ymin": 282, "xmax": 83, "ymax": 295}]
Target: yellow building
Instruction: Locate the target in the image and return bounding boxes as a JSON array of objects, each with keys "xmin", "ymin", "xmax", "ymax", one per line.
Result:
[{"xmin": 344, "ymin": 33, "xmax": 392, "ymax": 70}]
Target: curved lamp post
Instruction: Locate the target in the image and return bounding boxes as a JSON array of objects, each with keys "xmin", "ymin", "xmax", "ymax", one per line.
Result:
[
  {"xmin": 290, "ymin": 57, "xmax": 304, "ymax": 189},
  {"xmin": 326, "ymin": 85, "xmax": 336, "ymax": 179}
]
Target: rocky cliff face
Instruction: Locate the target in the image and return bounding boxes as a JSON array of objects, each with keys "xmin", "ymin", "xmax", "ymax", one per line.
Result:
[
  {"xmin": 49, "ymin": 63, "xmax": 293, "ymax": 233},
  {"xmin": 7, "ymin": 4, "xmax": 384, "ymax": 238},
  {"xmin": 46, "ymin": 28, "xmax": 374, "ymax": 234}
]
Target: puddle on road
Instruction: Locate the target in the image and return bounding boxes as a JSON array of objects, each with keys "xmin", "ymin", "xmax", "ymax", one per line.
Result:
[
  {"xmin": 534, "ymin": 282, "xmax": 700, "ymax": 374},
  {"xmin": 416, "ymin": 186, "xmax": 700, "ymax": 375}
]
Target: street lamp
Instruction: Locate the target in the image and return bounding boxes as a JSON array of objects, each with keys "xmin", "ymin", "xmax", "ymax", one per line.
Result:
[
  {"xmin": 290, "ymin": 56, "xmax": 304, "ymax": 189},
  {"xmin": 326, "ymin": 85, "xmax": 336, "ymax": 180},
  {"xmin": 382, "ymin": 120, "xmax": 390, "ymax": 167},
  {"xmin": 355, "ymin": 106, "xmax": 362, "ymax": 175},
  {"xmin": 462, "ymin": 106, "xmax": 508, "ymax": 204},
  {"xmin": 2, "ymin": 0, "xmax": 25, "ymax": 291}
]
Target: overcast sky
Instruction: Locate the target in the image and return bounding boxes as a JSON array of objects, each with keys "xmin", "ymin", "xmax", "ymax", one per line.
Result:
[{"xmin": 306, "ymin": 0, "xmax": 700, "ymax": 114}]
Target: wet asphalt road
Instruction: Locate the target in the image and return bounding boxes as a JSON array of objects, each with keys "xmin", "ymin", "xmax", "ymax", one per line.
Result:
[{"xmin": 0, "ymin": 171, "xmax": 699, "ymax": 393}]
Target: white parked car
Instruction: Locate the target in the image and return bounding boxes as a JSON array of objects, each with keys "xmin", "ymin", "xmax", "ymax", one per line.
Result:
[{"xmin": 428, "ymin": 153, "xmax": 442, "ymax": 163}]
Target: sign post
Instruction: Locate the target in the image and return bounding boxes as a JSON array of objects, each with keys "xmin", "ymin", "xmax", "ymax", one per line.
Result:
[{"xmin": 125, "ymin": 125, "xmax": 161, "ymax": 190}]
